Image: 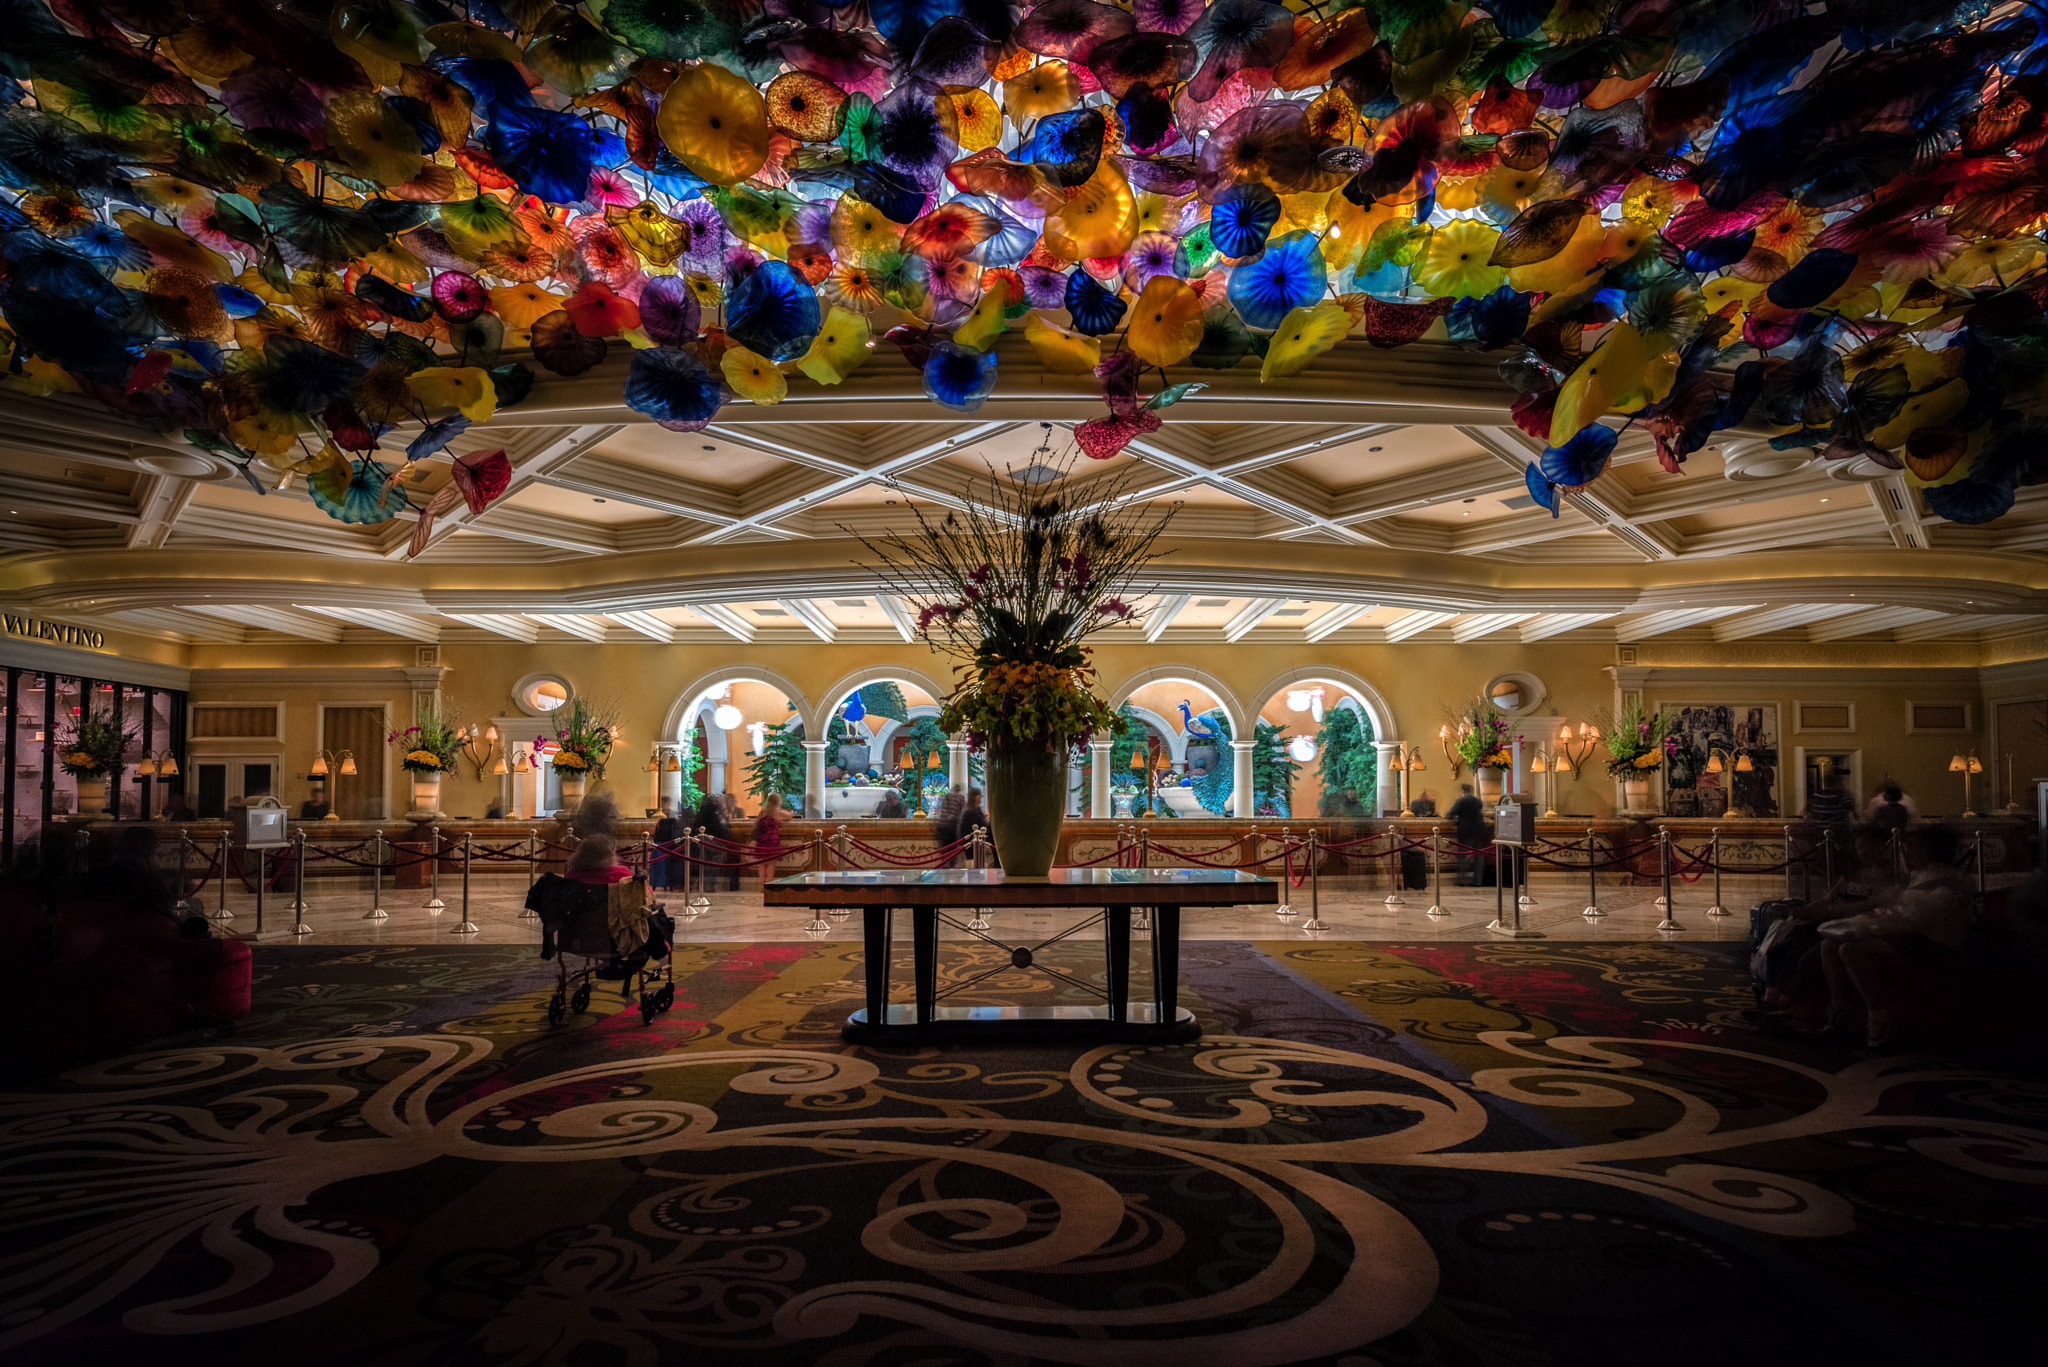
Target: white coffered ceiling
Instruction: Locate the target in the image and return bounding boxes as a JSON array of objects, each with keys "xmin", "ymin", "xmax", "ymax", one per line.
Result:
[{"xmin": 3, "ymin": 344, "xmax": 2045, "ymax": 652}]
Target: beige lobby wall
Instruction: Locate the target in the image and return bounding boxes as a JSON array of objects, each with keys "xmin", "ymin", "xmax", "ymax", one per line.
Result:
[{"xmin": 181, "ymin": 633, "xmax": 2009, "ymax": 822}]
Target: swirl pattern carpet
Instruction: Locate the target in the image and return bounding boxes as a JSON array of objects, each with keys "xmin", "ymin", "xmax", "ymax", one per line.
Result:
[{"xmin": 4, "ymin": 939, "xmax": 2041, "ymax": 1366}]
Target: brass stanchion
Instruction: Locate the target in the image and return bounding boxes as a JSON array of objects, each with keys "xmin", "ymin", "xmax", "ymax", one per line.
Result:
[
  {"xmin": 520, "ymin": 829, "xmax": 540, "ymax": 918},
  {"xmin": 804, "ymin": 830, "xmax": 829, "ymax": 932},
  {"xmin": 689, "ymin": 826, "xmax": 712, "ymax": 913},
  {"xmin": 424, "ymin": 828, "xmax": 444, "ymax": 910},
  {"xmin": 451, "ymin": 831, "xmax": 479, "ymax": 934},
  {"xmin": 1302, "ymin": 828, "xmax": 1327, "ymax": 931},
  {"xmin": 1426, "ymin": 825, "xmax": 1445, "ymax": 917},
  {"xmin": 1706, "ymin": 828, "xmax": 1729, "ymax": 916},
  {"xmin": 212, "ymin": 832, "xmax": 234, "ymax": 922},
  {"xmin": 1384, "ymin": 828, "xmax": 1405, "ymax": 907},
  {"xmin": 1655, "ymin": 829, "xmax": 1685, "ymax": 931},
  {"xmin": 364, "ymin": 829, "xmax": 389, "ymax": 920},
  {"xmin": 287, "ymin": 828, "xmax": 312, "ymax": 936},
  {"xmin": 1582, "ymin": 827, "xmax": 1604, "ymax": 918}
]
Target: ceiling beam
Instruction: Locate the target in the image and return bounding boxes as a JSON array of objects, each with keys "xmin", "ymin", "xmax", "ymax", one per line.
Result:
[
  {"xmin": 180, "ymin": 604, "xmax": 344, "ymax": 642},
  {"xmin": 1867, "ymin": 475, "xmax": 1929, "ymax": 551},
  {"xmin": 1807, "ymin": 606, "xmax": 1948, "ymax": 641},
  {"xmin": 877, "ymin": 594, "xmax": 917, "ymax": 642},
  {"xmin": 1384, "ymin": 609, "xmax": 1457, "ymax": 642},
  {"xmin": 1222, "ymin": 597, "xmax": 1286, "ymax": 642},
  {"xmin": 397, "ymin": 424, "xmax": 624, "ymax": 558},
  {"xmin": 1518, "ymin": 612, "xmax": 1615, "ymax": 641},
  {"xmin": 1893, "ymin": 613, "xmax": 2045, "ymax": 642},
  {"xmin": 776, "ymin": 597, "xmax": 839, "ymax": 642},
  {"xmin": 1451, "ymin": 612, "xmax": 1535, "ymax": 643},
  {"xmin": 688, "ymin": 602, "xmax": 758, "ymax": 642},
  {"xmin": 1144, "ymin": 594, "xmax": 1191, "ymax": 642},
  {"xmin": 525, "ymin": 613, "xmax": 610, "ymax": 642},
  {"xmin": 604, "ymin": 610, "xmax": 677, "ymax": 643},
  {"xmin": 126, "ymin": 475, "xmax": 196, "ymax": 550},
  {"xmin": 1306, "ymin": 602, "xmax": 1375, "ymax": 642},
  {"xmin": 1711, "ymin": 603, "xmax": 1867, "ymax": 642},
  {"xmin": 1618, "ymin": 604, "xmax": 1762, "ymax": 636},
  {"xmin": 444, "ymin": 612, "xmax": 540, "ymax": 642},
  {"xmin": 295, "ymin": 605, "xmax": 442, "ymax": 642}
]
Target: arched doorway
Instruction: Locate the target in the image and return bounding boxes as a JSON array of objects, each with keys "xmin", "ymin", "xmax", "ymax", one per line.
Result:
[
  {"xmin": 663, "ymin": 668, "xmax": 810, "ymax": 818},
  {"xmin": 1098, "ymin": 666, "xmax": 1246, "ymax": 817},
  {"xmin": 1248, "ymin": 669, "xmax": 1401, "ymax": 818}
]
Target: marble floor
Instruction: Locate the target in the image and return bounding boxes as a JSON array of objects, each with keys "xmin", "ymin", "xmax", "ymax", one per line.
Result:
[{"xmin": 195, "ymin": 867, "xmax": 1788, "ymax": 945}]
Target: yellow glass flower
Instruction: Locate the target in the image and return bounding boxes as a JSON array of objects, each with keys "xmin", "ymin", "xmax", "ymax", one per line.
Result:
[
  {"xmin": 1548, "ymin": 322, "xmax": 1672, "ymax": 442},
  {"xmin": 1025, "ymin": 313, "xmax": 1101, "ymax": 373},
  {"xmin": 796, "ymin": 308, "xmax": 872, "ymax": 385},
  {"xmin": 831, "ymin": 196, "xmax": 904, "ymax": 264},
  {"xmin": 940, "ymin": 86, "xmax": 1004, "ymax": 152},
  {"xmin": 1507, "ymin": 212, "xmax": 1609, "ymax": 296},
  {"xmin": 721, "ymin": 344, "xmax": 788, "ymax": 405},
  {"xmin": 324, "ymin": 90, "xmax": 425, "ymax": 186},
  {"xmin": 227, "ymin": 411, "xmax": 307, "ymax": 457},
  {"xmin": 1042, "ymin": 162, "xmax": 1138, "ymax": 262},
  {"xmin": 1870, "ymin": 376, "xmax": 1968, "ymax": 453},
  {"xmin": 658, "ymin": 63, "xmax": 771, "ymax": 186},
  {"xmin": 407, "ymin": 366, "xmax": 498, "ymax": 421},
  {"xmin": 489, "ymin": 282, "xmax": 566, "ymax": 329},
  {"xmin": 1003, "ymin": 62, "xmax": 1080, "ymax": 124},
  {"xmin": 1127, "ymin": 276, "xmax": 1204, "ymax": 368},
  {"xmin": 1262, "ymin": 301, "xmax": 1352, "ymax": 381},
  {"xmin": 1414, "ymin": 219, "xmax": 1507, "ymax": 298},
  {"xmin": 952, "ymin": 289, "xmax": 1011, "ymax": 353}
]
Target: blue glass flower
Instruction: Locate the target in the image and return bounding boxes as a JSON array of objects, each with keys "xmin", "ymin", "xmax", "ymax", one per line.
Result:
[
  {"xmin": 1525, "ymin": 463, "xmax": 1559, "ymax": 518},
  {"xmin": 406, "ymin": 415, "xmax": 472, "ymax": 461},
  {"xmin": 726, "ymin": 261, "xmax": 821, "ymax": 363},
  {"xmin": 1209, "ymin": 185, "xmax": 1280, "ymax": 259},
  {"xmin": 1924, "ymin": 478, "xmax": 2015, "ymax": 526},
  {"xmin": 1538, "ymin": 421, "xmax": 1618, "ymax": 487},
  {"xmin": 923, "ymin": 341, "xmax": 998, "ymax": 413},
  {"xmin": 624, "ymin": 347, "xmax": 725, "ymax": 429},
  {"xmin": 486, "ymin": 104, "xmax": 603, "ymax": 204},
  {"xmin": 309, "ymin": 459, "xmax": 400, "ymax": 525},
  {"xmin": 1226, "ymin": 231, "xmax": 1326, "ymax": 330},
  {"xmin": 1446, "ymin": 286, "xmax": 1531, "ymax": 350},
  {"xmin": 1065, "ymin": 270, "xmax": 1128, "ymax": 336}
]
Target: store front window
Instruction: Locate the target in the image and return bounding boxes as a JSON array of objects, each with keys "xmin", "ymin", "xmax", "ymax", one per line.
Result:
[{"xmin": 1, "ymin": 667, "xmax": 187, "ymax": 866}]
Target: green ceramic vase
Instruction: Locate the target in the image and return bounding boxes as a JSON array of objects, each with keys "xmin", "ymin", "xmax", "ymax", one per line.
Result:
[{"xmin": 985, "ymin": 740, "xmax": 1067, "ymax": 878}]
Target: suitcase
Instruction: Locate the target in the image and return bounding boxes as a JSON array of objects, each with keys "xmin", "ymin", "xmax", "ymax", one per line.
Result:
[{"xmin": 1401, "ymin": 848, "xmax": 1429, "ymax": 890}]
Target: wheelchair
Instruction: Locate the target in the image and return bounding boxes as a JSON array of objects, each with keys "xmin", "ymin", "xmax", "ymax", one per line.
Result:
[{"xmin": 525, "ymin": 872, "xmax": 676, "ymax": 1027}]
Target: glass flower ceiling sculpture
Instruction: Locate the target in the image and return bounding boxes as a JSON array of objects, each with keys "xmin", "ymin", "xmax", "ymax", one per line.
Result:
[{"xmin": 3, "ymin": 0, "xmax": 2048, "ymax": 539}]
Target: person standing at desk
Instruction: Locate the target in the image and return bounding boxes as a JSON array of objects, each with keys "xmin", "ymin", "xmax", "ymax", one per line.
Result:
[{"xmin": 1448, "ymin": 783, "xmax": 1487, "ymax": 885}]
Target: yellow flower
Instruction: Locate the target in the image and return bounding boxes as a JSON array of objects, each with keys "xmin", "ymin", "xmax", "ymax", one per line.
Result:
[
  {"xmin": 1633, "ymin": 752, "xmax": 1662, "ymax": 769},
  {"xmin": 64, "ymin": 750, "xmax": 96, "ymax": 767},
  {"xmin": 406, "ymin": 749, "xmax": 441, "ymax": 768},
  {"xmin": 553, "ymin": 751, "xmax": 589, "ymax": 770}
]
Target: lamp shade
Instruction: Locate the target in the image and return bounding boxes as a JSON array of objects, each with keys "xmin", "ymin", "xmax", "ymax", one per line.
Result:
[
  {"xmin": 310, "ymin": 755, "xmax": 328, "ymax": 776},
  {"xmin": 136, "ymin": 758, "xmax": 155, "ymax": 776},
  {"xmin": 161, "ymin": 756, "xmax": 178, "ymax": 777},
  {"xmin": 1706, "ymin": 754, "xmax": 1723, "ymax": 774},
  {"xmin": 1949, "ymin": 755, "xmax": 1967, "ymax": 772},
  {"xmin": 1409, "ymin": 755, "xmax": 1424, "ymax": 771},
  {"xmin": 485, "ymin": 725, "xmax": 499, "ymax": 742},
  {"xmin": 340, "ymin": 754, "xmax": 357, "ymax": 775},
  {"xmin": 1735, "ymin": 754, "xmax": 1753, "ymax": 772},
  {"xmin": 1529, "ymin": 755, "xmax": 1546, "ymax": 773},
  {"xmin": 514, "ymin": 753, "xmax": 530, "ymax": 773},
  {"xmin": 665, "ymin": 753, "xmax": 683, "ymax": 772},
  {"xmin": 1130, "ymin": 750, "xmax": 1146, "ymax": 768},
  {"xmin": 927, "ymin": 751, "xmax": 942, "ymax": 768},
  {"xmin": 713, "ymin": 703, "xmax": 743, "ymax": 730},
  {"xmin": 1969, "ymin": 757, "xmax": 1984, "ymax": 774},
  {"xmin": 492, "ymin": 755, "xmax": 507, "ymax": 775}
]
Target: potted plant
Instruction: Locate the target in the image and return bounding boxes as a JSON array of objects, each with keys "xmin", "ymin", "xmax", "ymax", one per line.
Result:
[
  {"xmin": 545, "ymin": 697, "xmax": 618, "ymax": 809},
  {"xmin": 1449, "ymin": 697, "xmax": 1513, "ymax": 801},
  {"xmin": 390, "ymin": 703, "xmax": 462, "ymax": 819},
  {"xmin": 854, "ymin": 449, "xmax": 1171, "ymax": 877},
  {"xmin": 1604, "ymin": 703, "xmax": 1671, "ymax": 813},
  {"xmin": 58, "ymin": 707, "xmax": 136, "ymax": 821}
]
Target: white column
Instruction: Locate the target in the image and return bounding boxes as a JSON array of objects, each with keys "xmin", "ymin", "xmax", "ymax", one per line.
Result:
[
  {"xmin": 709, "ymin": 760, "xmax": 725, "ymax": 797},
  {"xmin": 1230, "ymin": 740, "xmax": 1257, "ymax": 818},
  {"xmin": 803, "ymin": 742, "xmax": 829, "ymax": 818},
  {"xmin": 660, "ymin": 761, "xmax": 683, "ymax": 812},
  {"xmin": 1373, "ymin": 741, "xmax": 1402, "ymax": 816},
  {"xmin": 1090, "ymin": 738, "xmax": 1112, "ymax": 818},
  {"xmin": 947, "ymin": 740, "xmax": 970, "ymax": 795}
]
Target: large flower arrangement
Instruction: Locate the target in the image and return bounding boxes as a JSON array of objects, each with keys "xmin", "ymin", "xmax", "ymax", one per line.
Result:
[
  {"xmin": 857, "ymin": 445, "xmax": 1169, "ymax": 753},
  {"xmin": 3, "ymin": 3, "xmax": 2045, "ymax": 532},
  {"xmin": 1450, "ymin": 697, "xmax": 1512, "ymax": 772},
  {"xmin": 1603, "ymin": 703, "xmax": 1672, "ymax": 778},
  {"xmin": 545, "ymin": 697, "xmax": 619, "ymax": 778},
  {"xmin": 389, "ymin": 703, "xmax": 461, "ymax": 774},
  {"xmin": 57, "ymin": 709, "xmax": 135, "ymax": 778}
]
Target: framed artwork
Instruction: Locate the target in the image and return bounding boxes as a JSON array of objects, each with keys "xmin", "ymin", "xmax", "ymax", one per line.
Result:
[{"xmin": 1659, "ymin": 702, "xmax": 1781, "ymax": 818}]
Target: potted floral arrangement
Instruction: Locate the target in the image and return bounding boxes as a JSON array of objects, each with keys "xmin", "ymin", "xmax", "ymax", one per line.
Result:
[
  {"xmin": 1604, "ymin": 703, "xmax": 1671, "ymax": 813},
  {"xmin": 1450, "ymin": 698, "xmax": 1514, "ymax": 801},
  {"xmin": 855, "ymin": 447, "xmax": 1171, "ymax": 877},
  {"xmin": 390, "ymin": 702, "xmax": 463, "ymax": 819},
  {"xmin": 58, "ymin": 707, "xmax": 136, "ymax": 821},
  {"xmin": 544, "ymin": 696, "xmax": 619, "ymax": 809}
]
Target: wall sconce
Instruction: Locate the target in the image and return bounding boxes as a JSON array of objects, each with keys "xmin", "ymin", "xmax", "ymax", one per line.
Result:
[
  {"xmin": 459, "ymin": 723, "xmax": 500, "ymax": 779},
  {"xmin": 1437, "ymin": 723, "xmax": 1467, "ymax": 779},
  {"xmin": 1949, "ymin": 751, "xmax": 1983, "ymax": 817},
  {"xmin": 135, "ymin": 749, "xmax": 181, "ymax": 778},
  {"xmin": 1556, "ymin": 722, "xmax": 1599, "ymax": 776},
  {"xmin": 512, "ymin": 747, "xmax": 531, "ymax": 774},
  {"xmin": 310, "ymin": 748, "xmax": 357, "ymax": 778}
]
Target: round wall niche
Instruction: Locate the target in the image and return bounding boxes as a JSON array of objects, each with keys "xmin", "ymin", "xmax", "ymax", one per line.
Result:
[
  {"xmin": 512, "ymin": 672, "xmax": 574, "ymax": 717},
  {"xmin": 1484, "ymin": 671, "xmax": 1547, "ymax": 718}
]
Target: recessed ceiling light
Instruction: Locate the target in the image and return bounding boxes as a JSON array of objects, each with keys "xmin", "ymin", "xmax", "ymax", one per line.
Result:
[
  {"xmin": 593, "ymin": 497, "xmax": 606, "ymax": 504},
  {"xmin": 1367, "ymin": 446, "xmax": 1383, "ymax": 452},
  {"xmin": 702, "ymin": 444, "xmax": 715, "ymax": 451},
  {"xmin": 1820, "ymin": 498, "xmax": 1829, "ymax": 503},
  {"xmin": 1462, "ymin": 497, "xmax": 1476, "ymax": 504}
]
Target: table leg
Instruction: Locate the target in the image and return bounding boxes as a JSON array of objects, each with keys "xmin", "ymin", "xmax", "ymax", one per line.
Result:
[
  {"xmin": 913, "ymin": 905, "xmax": 936, "ymax": 1025},
  {"xmin": 862, "ymin": 906, "xmax": 891, "ymax": 1029},
  {"xmin": 1106, "ymin": 906, "xmax": 1130, "ymax": 1023},
  {"xmin": 1153, "ymin": 905, "xmax": 1180, "ymax": 1024}
]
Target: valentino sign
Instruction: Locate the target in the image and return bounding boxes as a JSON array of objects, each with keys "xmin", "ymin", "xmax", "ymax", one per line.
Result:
[{"xmin": 2, "ymin": 613, "xmax": 107, "ymax": 651}]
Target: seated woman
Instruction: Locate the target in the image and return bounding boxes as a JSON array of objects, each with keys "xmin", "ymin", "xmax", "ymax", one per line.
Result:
[{"xmin": 565, "ymin": 834, "xmax": 633, "ymax": 885}]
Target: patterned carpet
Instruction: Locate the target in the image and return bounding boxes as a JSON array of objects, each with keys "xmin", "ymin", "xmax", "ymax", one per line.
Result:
[{"xmin": 4, "ymin": 938, "xmax": 2042, "ymax": 1366}]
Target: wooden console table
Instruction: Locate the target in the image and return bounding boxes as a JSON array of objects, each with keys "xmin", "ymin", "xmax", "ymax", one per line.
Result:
[{"xmin": 763, "ymin": 868, "xmax": 1278, "ymax": 1043}]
